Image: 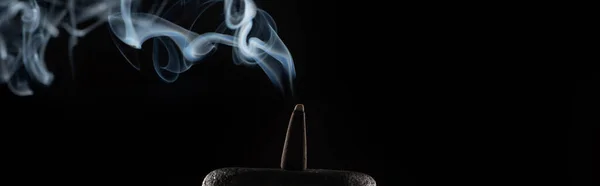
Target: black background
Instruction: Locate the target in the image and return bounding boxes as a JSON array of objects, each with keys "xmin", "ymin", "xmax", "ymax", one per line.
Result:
[
  {"xmin": 1, "ymin": 0, "xmax": 394, "ymax": 186},
  {"xmin": 570, "ymin": 74, "xmax": 598, "ymax": 186},
  {"xmin": 2, "ymin": 1, "xmax": 597, "ymax": 186}
]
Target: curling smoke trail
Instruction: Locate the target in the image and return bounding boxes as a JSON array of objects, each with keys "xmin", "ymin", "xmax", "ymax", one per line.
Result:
[
  {"xmin": 108, "ymin": 0, "xmax": 296, "ymax": 94},
  {"xmin": 1, "ymin": 0, "xmax": 295, "ymax": 96},
  {"xmin": 0, "ymin": 0, "xmax": 132, "ymax": 96}
]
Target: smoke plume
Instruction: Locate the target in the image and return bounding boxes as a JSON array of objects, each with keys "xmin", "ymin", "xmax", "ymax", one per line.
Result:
[{"xmin": 0, "ymin": 0, "xmax": 295, "ymax": 96}]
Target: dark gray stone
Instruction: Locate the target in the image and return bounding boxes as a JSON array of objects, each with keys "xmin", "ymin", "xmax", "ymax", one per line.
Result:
[{"xmin": 201, "ymin": 167, "xmax": 376, "ymax": 186}]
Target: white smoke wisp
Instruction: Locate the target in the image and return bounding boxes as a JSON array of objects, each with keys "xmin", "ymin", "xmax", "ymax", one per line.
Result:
[
  {"xmin": 0, "ymin": 0, "xmax": 136, "ymax": 96},
  {"xmin": 109, "ymin": 0, "xmax": 296, "ymax": 94},
  {"xmin": 0, "ymin": 0, "xmax": 296, "ymax": 96}
]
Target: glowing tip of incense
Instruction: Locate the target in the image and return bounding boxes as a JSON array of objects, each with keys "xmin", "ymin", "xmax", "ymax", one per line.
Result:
[{"xmin": 294, "ymin": 104, "xmax": 304, "ymax": 111}]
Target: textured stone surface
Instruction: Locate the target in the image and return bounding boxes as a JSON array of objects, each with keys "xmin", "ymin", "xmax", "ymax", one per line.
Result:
[{"xmin": 202, "ymin": 167, "xmax": 376, "ymax": 186}]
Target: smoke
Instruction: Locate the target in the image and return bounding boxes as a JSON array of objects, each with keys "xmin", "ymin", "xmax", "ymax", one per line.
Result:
[
  {"xmin": 0, "ymin": 0, "xmax": 129, "ymax": 96},
  {"xmin": 109, "ymin": 0, "xmax": 296, "ymax": 94},
  {"xmin": 0, "ymin": 0, "xmax": 296, "ymax": 96}
]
